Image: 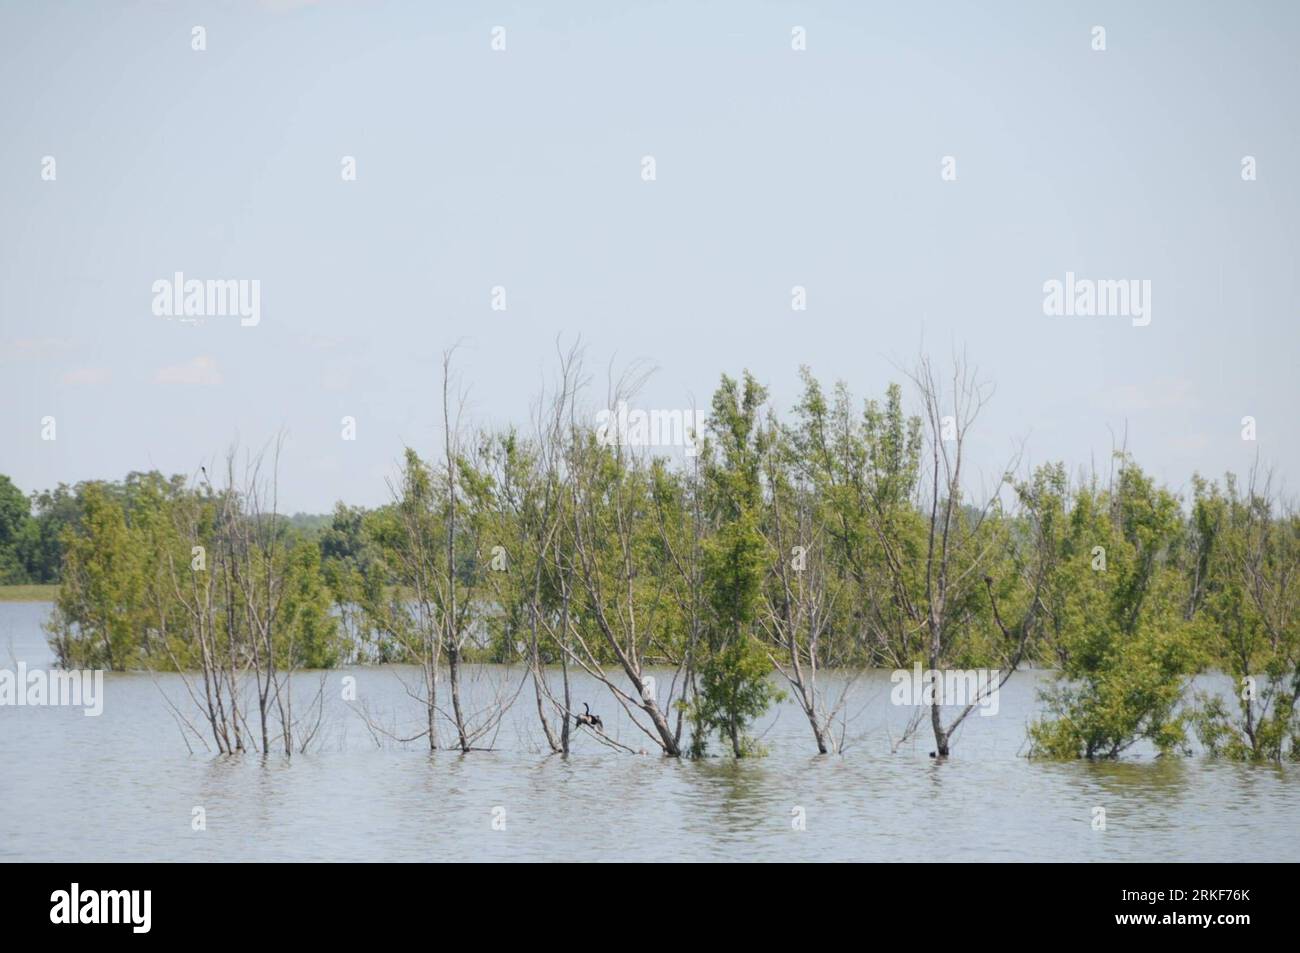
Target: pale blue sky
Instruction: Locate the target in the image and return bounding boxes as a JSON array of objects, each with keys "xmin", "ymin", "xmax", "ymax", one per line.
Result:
[{"xmin": 2, "ymin": 1, "xmax": 1297, "ymax": 512}]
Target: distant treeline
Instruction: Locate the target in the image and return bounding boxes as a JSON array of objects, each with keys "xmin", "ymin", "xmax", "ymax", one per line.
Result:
[
  {"xmin": 0, "ymin": 474, "xmax": 83, "ymax": 584},
  {"xmin": 0, "ymin": 473, "xmax": 328, "ymax": 586},
  {"xmin": 11, "ymin": 352, "xmax": 1300, "ymax": 762}
]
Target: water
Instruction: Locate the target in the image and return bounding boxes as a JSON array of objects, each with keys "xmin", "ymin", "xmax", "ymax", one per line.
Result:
[{"xmin": 2, "ymin": 601, "xmax": 1297, "ymax": 862}]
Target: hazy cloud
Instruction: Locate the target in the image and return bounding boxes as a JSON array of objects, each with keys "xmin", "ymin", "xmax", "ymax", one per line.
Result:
[
  {"xmin": 1095, "ymin": 379, "xmax": 1199, "ymax": 414},
  {"xmin": 156, "ymin": 356, "xmax": 223, "ymax": 386},
  {"xmin": 60, "ymin": 367, "xmax": 112, "ymax": 386},
  {"xmin": 2, "ymin": 337, "xmax": 77, "ymax": 362}
]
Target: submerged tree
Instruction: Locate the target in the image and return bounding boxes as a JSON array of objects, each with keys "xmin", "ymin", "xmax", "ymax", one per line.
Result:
[
  {"xmin": 360, "ymin": 351, "xmax": 515, "ymax": 752},
  {"xmin": 758, "ymin": 410, "xmax": 847, "ymax": 754},
  {"xmin": 690, "ymin": 372, "xmax": 783, "ymax": 757},
  {"xmin": 561, "ymin": 363, "xmax": 690, "ymax": 756},
  {"xmin": 1188, "ymin": 467, "xmax": 1300, "ymax": 761},
  {"xmin": 39, "ymin": 348, "xmax": 1300, "ymax": 764},
  {"xmin": 1029, "ymin": 458, "xmax": 1197, "ymax": 759}
]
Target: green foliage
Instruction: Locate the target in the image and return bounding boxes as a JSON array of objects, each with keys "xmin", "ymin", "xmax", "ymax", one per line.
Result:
[
  {"xmin": 1029, "ymin": 458, "xmax": 1199, "ymax": 759},
  {"xmin": 1185, "ymin": 475, "xmax": 1300, "ymax": 761},
  {"xmin": 20, "ymin": 362, "xmax": 1300, "ymax": 763},
  {"xmin": 47, "ymin": 484, "xmax": 149, "ymax": 669},
  {"xmin": 789, "ymin": 370, "xmax": 927, "ymax": 666},
  {"xmin": 281, "ymin": 540, "xmax": 340, "ymax": 668},
  {"xmin": 44, "ymin": 470, "xmax": 340, "ymax": 673},
  {"xmin": 0, "ymin": 474, "xmax": 32, "ymax": 584},
  {"xmin": 690, "ymin": 372, "xmax": 785, "ymax": 757},
  {"xmin": 693, "ymin": 635, "xmax": 782, "ymax": 757}
]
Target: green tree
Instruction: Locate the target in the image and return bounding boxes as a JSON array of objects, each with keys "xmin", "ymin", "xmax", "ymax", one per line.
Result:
[
  {"xmin": 693, "ymin": 372, "xmax": 784, "ymax": 756},
  {"xmin": 1188, "ymin": 473, "xmax": 1300, "ymax": 760},
  {"xmin": 0, "ymin": 474, "xmax": 33, "ymax": 583},
  {"xmin": 280, "ymin": 539, "xmax": 340, "ymax": 668},
  {"xmin": 46, "ymin": 484, "xmax": 149, "ymax": 669},
  {"xmin": 1030, "ymin": 459, "xmax": 1197, "ymax": 759}
]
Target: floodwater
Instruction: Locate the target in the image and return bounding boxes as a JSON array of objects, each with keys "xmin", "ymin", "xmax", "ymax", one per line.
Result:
[{"xmin": 1, "ymin": 601, "xmax": 1296, "ymax": 862}]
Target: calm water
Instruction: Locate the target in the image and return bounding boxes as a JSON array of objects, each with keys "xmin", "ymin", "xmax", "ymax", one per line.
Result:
[{"xmin": 2, "ymin": 601, "xmax": 1297, "ymax": 862}]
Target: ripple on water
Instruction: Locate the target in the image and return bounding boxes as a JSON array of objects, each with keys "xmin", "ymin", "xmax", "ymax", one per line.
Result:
[{"xmin": 2, "ymin": 604, "xmax": 1298, "ymax": 861}]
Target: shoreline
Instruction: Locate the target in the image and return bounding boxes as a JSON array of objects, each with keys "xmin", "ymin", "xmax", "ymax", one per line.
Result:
[{"xmin": 0, "ymin": 585, "xmax": 57, "ymax": 603}]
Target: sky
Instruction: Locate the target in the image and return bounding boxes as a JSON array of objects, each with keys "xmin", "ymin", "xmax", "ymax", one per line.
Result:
[{"xmin": 1, "ymin": 0, "xmax": 1297, "ymax": 513}]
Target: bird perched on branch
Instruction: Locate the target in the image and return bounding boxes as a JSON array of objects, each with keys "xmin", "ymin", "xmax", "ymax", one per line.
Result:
[{"xmin": 575, "ymin": 703, "xmax": 603, "ymax": 731}]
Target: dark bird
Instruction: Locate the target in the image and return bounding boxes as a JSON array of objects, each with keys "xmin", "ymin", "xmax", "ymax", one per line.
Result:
[{"xmin": 575, "ymin": 702, "xmax": 603, "ymax": 731}]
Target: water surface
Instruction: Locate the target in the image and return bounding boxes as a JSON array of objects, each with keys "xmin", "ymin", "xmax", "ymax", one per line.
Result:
[{"xmin": 2, "ymin": 602, "xmax": 1296, "ymax": 862}]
